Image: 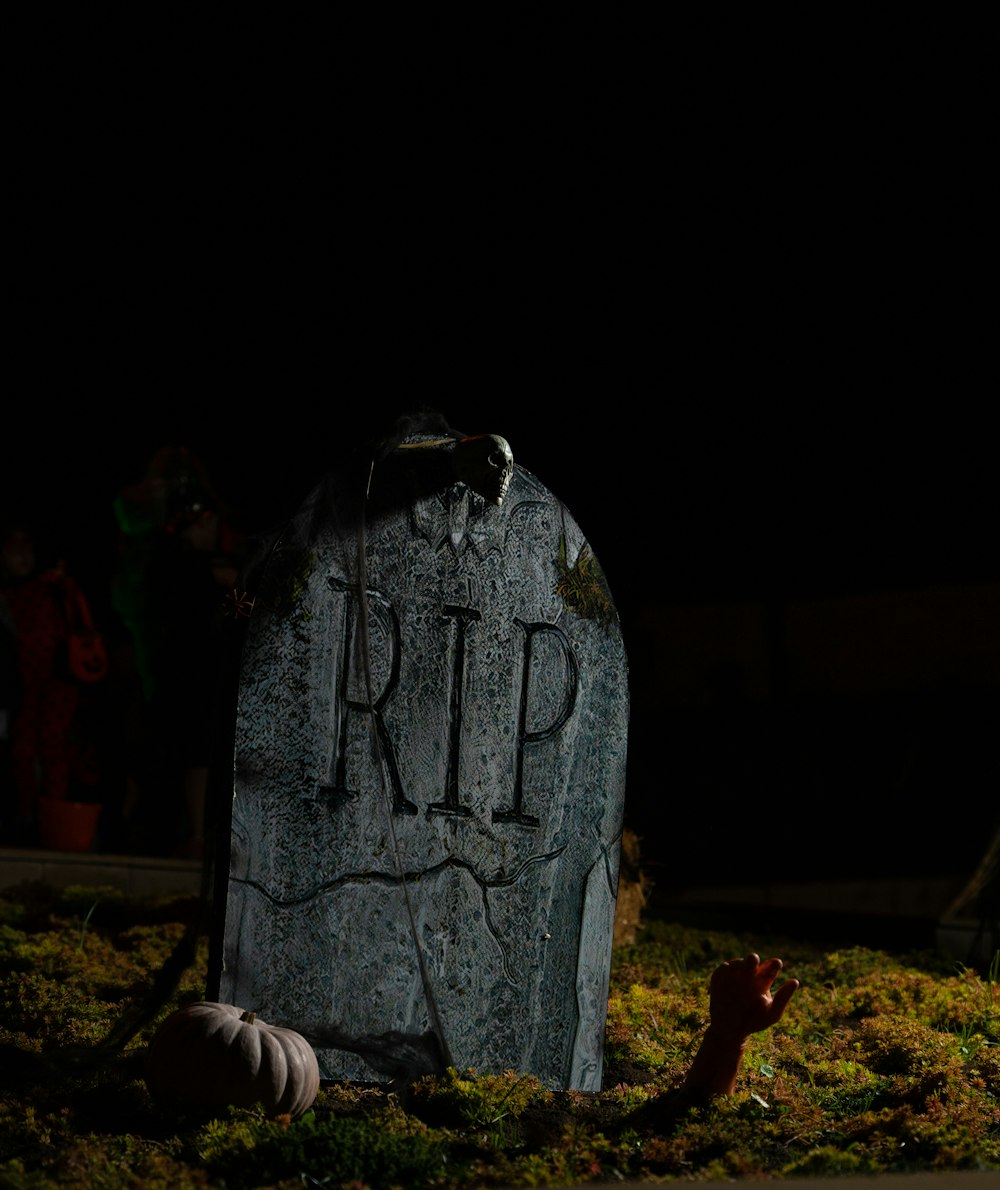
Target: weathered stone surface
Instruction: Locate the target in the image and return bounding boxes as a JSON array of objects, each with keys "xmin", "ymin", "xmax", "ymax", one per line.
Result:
[{"xmin": 210, "ymin": 436, "xmax": 628, "ymax": 1090}]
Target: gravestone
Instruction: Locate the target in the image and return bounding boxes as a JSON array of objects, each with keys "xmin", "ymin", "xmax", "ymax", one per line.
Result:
[{"xmin": 208, "ymin": 431, "xmax": 629, "ymax": 1091}]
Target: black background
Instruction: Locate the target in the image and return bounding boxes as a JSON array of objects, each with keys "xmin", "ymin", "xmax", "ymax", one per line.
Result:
[
  {"xmin": 8, "ymin": 14, "xmax": 991, "ymax": 595},
  {"xmin": 6, "ymin": 14, "xmax": 996, "ymax": 888}
]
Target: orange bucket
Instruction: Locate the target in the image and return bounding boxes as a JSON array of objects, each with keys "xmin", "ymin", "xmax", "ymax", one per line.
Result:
[{"xmin": 37, "ymin": 798, "xmax": 102, "ymax": 853}]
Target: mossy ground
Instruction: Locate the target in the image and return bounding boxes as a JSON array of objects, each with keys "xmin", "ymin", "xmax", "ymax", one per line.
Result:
[{"xmin": 0, "ymin": 880, "xmax": 997, "ymax": 1188}]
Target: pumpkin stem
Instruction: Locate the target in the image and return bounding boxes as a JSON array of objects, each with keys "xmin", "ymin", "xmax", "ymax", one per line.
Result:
[{"xmin": 240, "ymin": 1010, "xmax": 257, "ymax": 1025}]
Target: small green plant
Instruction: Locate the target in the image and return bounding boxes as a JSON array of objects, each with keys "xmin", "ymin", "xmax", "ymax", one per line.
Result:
[
  {"xmin": 553, "ymin": 534, "xmax": 615, "ymax": 626},
  {"xmin": 950, "ymin": 950, "xmax": 1000, "ymax": 1047},
  {"xmin": 77, "ymin": 899, "xmax": 100, "ymax": 950}
]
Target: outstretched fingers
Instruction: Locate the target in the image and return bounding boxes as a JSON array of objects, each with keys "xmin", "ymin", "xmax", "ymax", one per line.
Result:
[
  {"xmin": 770, "ymin": 974, "xmax": 800, "ymax": 1020},
  {"xmin": 752, "ymin": 955, "xmax": 799, "ymax": 1024},
  {"xmin": 710, "ymin": 953, "xmax": 800, "ymax": 1034},
  {"xmin": 754, "ymin": 955, "xmax": 783, "ymax": 985}
]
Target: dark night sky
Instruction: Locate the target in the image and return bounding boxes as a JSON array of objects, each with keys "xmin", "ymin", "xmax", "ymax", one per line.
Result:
[
  {"xmin": 6, "ymin": 13, "xmax": 995, "ymax": 649},
  {"xmin": 9, "ymin": 14, "xmax": 990, "ymax": 615}
]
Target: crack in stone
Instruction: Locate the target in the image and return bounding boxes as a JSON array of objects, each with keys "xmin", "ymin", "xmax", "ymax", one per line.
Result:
[{"xmin": 233, "ymin": 844, "xmax": 568, "ymax": 985}]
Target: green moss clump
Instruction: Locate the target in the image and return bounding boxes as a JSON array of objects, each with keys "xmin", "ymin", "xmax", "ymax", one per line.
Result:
[{"xmin": 192, "ymin": 1106, "xmax": 448, "ymax": 1190}]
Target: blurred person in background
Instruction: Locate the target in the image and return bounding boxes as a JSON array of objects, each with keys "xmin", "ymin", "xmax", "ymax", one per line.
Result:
[
  {"xmin": 112, "ymin": 446, "xmax": 244, "ymax": 858},
  {"xmin": 0, "ymin": 522, "xmax": 92, "ymax": 845}
]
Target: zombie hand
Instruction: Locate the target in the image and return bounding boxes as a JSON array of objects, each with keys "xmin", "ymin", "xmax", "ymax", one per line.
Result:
[
  {"xmin": 680, "ymin": 952, "xmax": 799, "ymax": 1098},
  {"xmin": 708, "ymin": 953, "xmax": 799, "ymax": 1040}
]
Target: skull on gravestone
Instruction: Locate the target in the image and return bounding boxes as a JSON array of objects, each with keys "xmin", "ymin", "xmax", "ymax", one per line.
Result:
[{"xmin": 453, "ymin": 434, "xmax": 514, "ymax": 506}]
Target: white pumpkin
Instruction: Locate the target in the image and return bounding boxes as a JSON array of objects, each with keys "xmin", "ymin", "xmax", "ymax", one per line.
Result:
[{"xmin": 144, "ymin": 1001, "xmax": 320, "ymax": 1118}]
